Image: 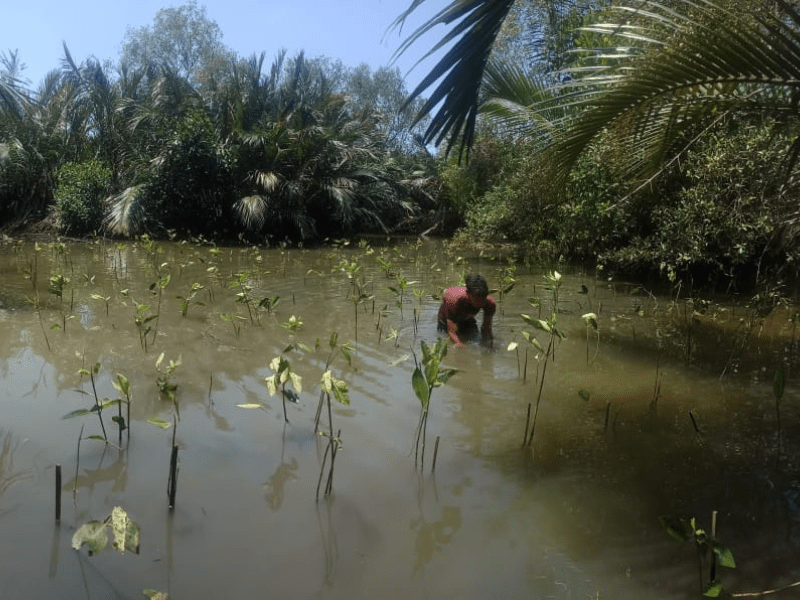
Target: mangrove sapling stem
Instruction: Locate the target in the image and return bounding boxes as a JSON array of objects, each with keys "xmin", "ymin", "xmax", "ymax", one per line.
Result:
[
  {"xmin": 522, "ymin": 403, "xmax": 531, "ymax": 448},
  {"xmin": 603, "ymin": 402, "xmax": 611, "ymax": 434},
  {"xmin": 689, "ymin": 412, "xmax": 702, "ymax": 434},
  {"xmin": 167, "ymin": 445, "xmax": 179, "ymax": 508},
  {"xmin": 168, "ymin": 415, "xmax": 178, "ymax": 508},
  {"xmin": 431, "ymin": 436, "xmax": 440, "ymax": 473},
  {"xmin": 55, "ymin": 464, "xmax": 61, "ymax": 522},
  {"xmin": 89, "ymin": 370, "xmax": 108, "ymax": 442},
  {"xmin": 710, "ymin": 510, "xmax": 718, "ymax": 584},
  {"xmin": 315, "ymin": 439, "xmax": 332, "ymax": 500},
  {"xmin": 526, "ymin": 336, "xmax": 554, "ymax": 448},
  {"xmin": 74, "ymin": 424, "xmax": 84, "ymax": 499},
  {"xmin": 324, "ymin": 429, "xmax": 341, "ymax": 496}
]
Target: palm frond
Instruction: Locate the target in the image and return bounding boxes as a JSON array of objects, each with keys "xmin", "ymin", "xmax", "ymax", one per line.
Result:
[
  {"xmin": 392, "ymin": 0, "xmax": 516, "ymax": 159},
  {"xmin": 233, "ymin": 195, "xmax": 269, "ymax": 232},
  {"xmin": 105, "ymin": 185, "xmax": 146, "ymax": 236},
  {"xmin": 545, "ymin": 0, "xmax": 800, "ymax": 185}
]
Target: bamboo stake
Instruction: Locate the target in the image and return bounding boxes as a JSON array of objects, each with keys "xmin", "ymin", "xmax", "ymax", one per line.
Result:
[{"xmin": 55, "ymin": 464, "xmax": 61, "ymax": 521}]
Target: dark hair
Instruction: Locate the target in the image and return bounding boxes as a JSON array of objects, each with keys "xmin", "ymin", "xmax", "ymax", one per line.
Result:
[{"xmin": 465, "ymin": 274, "xmax": 489, "ymax": 297}]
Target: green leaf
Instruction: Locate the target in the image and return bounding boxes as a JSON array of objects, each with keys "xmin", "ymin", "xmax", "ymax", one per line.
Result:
[
  {"xmin": 72, "ymin": 520, "xmax": 109, "ymax": 553},
  {"xmin": 86, "ymin": 435, "xmax": 107, "ymax": 441},
  {"xmin": 412, "ymin": 367, "xmax": 429, "ymax": 408},
  {"xmin": 658, "ymin": 516, "xmax": 691, "ymax": 542},
  {"xmin": 708, "ymin": 540, "xmax": 736, "ymax": 569},
  {"xmin": 113, "ymin": 374, "xmax": 130, "ymax": 395},
  {"xmin": 438, "ymin": 369, "xmax": 458, "ymax": 386},
  {"xmin": 62, "ymin": 408, "xmax": 92, "ymax": 419},
  {"xmin": 110, "ymin": 506, "xmax": 140, "ymax": 554},
  {"xmin": 703, "ymin": 581, "xmax": 723, "ymax": 597},
  {"xmin": 147, "ymin": 417, "xmax": 171, "ymax": 429},
  {"xmin": 578, "ymin": 390, "xmax": 591, "ymax": 402}
]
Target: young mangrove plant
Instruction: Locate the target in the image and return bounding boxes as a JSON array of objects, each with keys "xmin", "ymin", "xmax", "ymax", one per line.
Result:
[
  {"xmin": 133, "ymin": 299, "xmax": 157, "ymax": 352},
  {"xmin": 389, "ymin": 274, "xmax": 416, "ymax": 319},
  {"xmin": 63, "ymin": 362, "xmax": 113, "ymax": 445},
  {"xmin": 581, "ymin": 312, "xmax": 599, "ymax": 365},
  {"xmin": 316, "ymin": 370, "xmax": 350, "ymax": 499},
  {"xmin": 155, "ymin": 353, "xmax": 181, "ymax": 419},
  {"xmin": 411, "ymin": 338, "xmax": 458, "ymax": 470},
  {"xmin": 111, "ymin": 373, "xmax": 132, "ymax": 444},
  {"xmin": 659, "ymin": 514, "xmax": 735, "ymax": 597},
  {"xmin": 522, "ymin": 271, "xmax": 566, "ymax": 451},
  {"xmin": 314, "ymin": 332, "xmax": 354, "ymax": 432},
  {"xmin": 219, "ymin": 312, "xmax": 245, "ymax": 339},
  {"xmin": 231, "ymin": 271, "xmax": 259, "ymax": 324},
  {"xmin": 177, "ymin": 282, "xmax": 205, "ymax": 317},
  {"xmin": 265, "ymin": 355, "xmax": 303, "ymax": 423}
]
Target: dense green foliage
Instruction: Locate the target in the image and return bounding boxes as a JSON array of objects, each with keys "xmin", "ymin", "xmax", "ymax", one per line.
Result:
[
  {"xmin": 55, "ymin": 161, "xmax": 112, "ymax": 235},
  {"xmin": 0, "ymin": 6, "xmax": 435, "ymax": 243},
  {"xmin": 398, "ymin": 0, "xmax": 800, "ymax": 286}
]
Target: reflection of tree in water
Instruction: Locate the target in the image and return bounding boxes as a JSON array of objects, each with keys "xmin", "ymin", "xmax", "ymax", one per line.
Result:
[
  {"xmin": 0, "ymin": 429, "xmax": 29, "ymax": 514},
  {"xmin": 262, "ymin": 458, "xmax": 298, "ymax": 511},
  {"xmin": 411, "ymin": 505, "xmax": 462, "ymax": 573}
]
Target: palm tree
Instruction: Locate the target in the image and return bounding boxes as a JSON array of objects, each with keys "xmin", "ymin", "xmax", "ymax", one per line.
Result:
[{"xmin": 394, "ymin": 0, "xmax": 800, "ymax": 189}]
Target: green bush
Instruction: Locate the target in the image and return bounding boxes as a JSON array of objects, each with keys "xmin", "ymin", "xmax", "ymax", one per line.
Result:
[
  {"xmin": 55, "ymin": 161, "xmax": 112, "ymax": 235},
  {"xmin": 140, "ymin": 111, "xmax": 235, "ymax": 236}
]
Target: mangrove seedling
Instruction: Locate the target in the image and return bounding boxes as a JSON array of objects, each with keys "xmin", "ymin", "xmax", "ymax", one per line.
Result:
[
  {"xmin": 411, "ymin": 338, "xmax": 458, "ymax": 469},
  {"xmin": 133, "ymin": 300, "xmax": 157, "ymax": 351},
  {"xmin": 265, "ymin": 355, "xmax": 303, "ymax": 423},
  {"xmin": 389, "ymin": 274, "xmax": 416, "ymax": 318},
  {"xmin": 659, "ymin": 515, "xmax": 735, "ymax": 597},
  {"xmin": 316, "ymin": 370, "xmax": 350, "ymax": 498},
  {"xmin": 177, "ymin": 282, "xmax": 205, "ymax": 317},
  {"xmin": 258, "ymin": 295, "xmax": 280, "ymax": 315},
  {"xmin": 220, "ymin": 312, "xmax": 245, "ymax": 339},
  {"xmin": 111, "ymin": 373, "xmax": 132, "ymax": 443},
  {"xmin": 281, "ymin": 315, "xmax": 304, "ymax": 333},
  {"xmin": 89, "ymin": 292, "xmax": 111, "ymax": 317},
  {"xmin": 155, "ymin": 353, "xmax": 181, "ymax": 418},
  {"xmin": 522, "ymin": 272, "xmax": 566, "ymax": 450},
  {"xmin": 231, "ymin": 271, "xmax": 259, "ymax": 324},
  {"xmin": 581, "ymin": 312, "xmax": 599, "ymax": 364},
  {"xmin": 314, "ymin": 332, "xmax": 354, "ymax": 432}
]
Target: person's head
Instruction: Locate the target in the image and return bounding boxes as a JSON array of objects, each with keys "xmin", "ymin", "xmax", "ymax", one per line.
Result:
[{"xmin": 465, "ymin": 274, "xmax": 489, "ymax": 300}]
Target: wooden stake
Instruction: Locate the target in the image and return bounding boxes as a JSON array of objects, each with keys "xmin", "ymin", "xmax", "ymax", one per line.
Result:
[
  {"xmin": 168, "ymin": 445, "xmax": 179, "ymax": 508},
  {"xmin": 55, "ymin": 464, "xmax": 61, "ymax": 522}
]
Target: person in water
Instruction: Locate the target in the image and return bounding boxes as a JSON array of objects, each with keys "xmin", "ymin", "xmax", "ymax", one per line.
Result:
[{"xmin": 437, "ymin": 274, "xmax": 496, "ymax": 348}]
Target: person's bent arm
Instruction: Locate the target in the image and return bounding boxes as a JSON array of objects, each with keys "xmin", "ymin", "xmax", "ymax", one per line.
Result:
[{"xmin": 447, "ymin": 318, "xmax": 465, "ymax": 348}]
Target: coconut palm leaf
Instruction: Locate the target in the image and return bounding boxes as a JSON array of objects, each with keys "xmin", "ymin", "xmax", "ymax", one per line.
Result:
[
  {"xmin": 105, "ymin": 185, "xmax": 146, "ymax": 236},
  {"xmin": 545, "ymin": 0, "xmax": 800, "ymax": 185},
  {"xmin": 392, "ymin": 0, "xmax": 517, "ymax": 159}
]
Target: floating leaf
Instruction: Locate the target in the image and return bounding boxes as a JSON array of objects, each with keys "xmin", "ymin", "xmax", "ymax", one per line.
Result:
[
  {"xmin": 578, "ymin": 390, "xmax": 591, "ymax": 402},
  {"xmin": 110, "ymin": 506, "xmax": 140, "ymax": 554},
  {"xmin": 507, "ymin": 341, "xmax": 519, "ymax": 351},
  {"xmin": 72, "ymin": 520, "xmax": 109, "ymax": 553},
  {"xmin": 86, "ymin": 435, "xmax": 106, "ymax": 441},
  {"xmin": 147, "ymin": 417, "xmax": 171, "ymax": 429},
  {"xmin": 236, "ymin": 403, "xmax": 264, "ymax": 409}
]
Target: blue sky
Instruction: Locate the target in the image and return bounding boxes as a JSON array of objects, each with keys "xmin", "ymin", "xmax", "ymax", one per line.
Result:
[{"xmin": 2, "ymin": 0, "xmax": 445, "ymax": 92}]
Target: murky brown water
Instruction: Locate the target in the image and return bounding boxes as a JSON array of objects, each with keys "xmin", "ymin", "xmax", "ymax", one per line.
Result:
[{"xmin": 0, "ymin": 237, "xmax": 798, "ymax": 599}]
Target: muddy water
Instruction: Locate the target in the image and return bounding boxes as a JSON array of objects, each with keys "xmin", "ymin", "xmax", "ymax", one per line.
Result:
[{"xmin": 0, "ymin": 238, "xmax": 798, "ymax": 599}]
